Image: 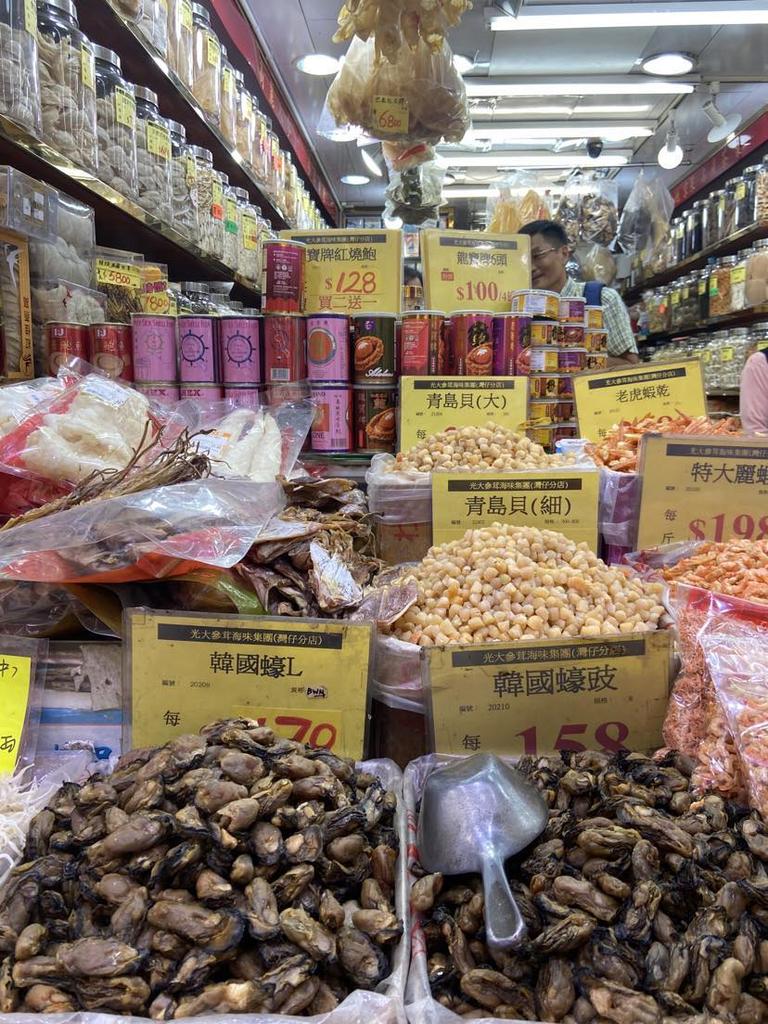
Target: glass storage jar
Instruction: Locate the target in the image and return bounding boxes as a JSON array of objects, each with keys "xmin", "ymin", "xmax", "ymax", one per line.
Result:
[
  {"xmin": 169, "ymin": 119, "xmax": 197, "ymax": 243},
  {"xmin": 252, "ymin": 101, "xmax": 268, "ymax": 184},
  {"xmin": 207, "ymin": 167, "xmax": 225, "ymax": 259},
  {"xmin": 733, "ymin": 168, "xmax": 758, "ymax": 233},
  {"xmin": 701, "ymin": 194, "xmax": 717, "ymax": 250},
  {"xmin": 711, "ymin": 189, "xmax": 728, "ymax": 244},
  {"xmin": 0, "ymin": 0, "xmax": 41, "ymax": 134},
  {"xmin": 37, "ymin": 0, "xmax": 98, "ymax": 172},
  {"xmin": 192, "ymin": 145, "xmax": 216, "ymax": 255},
  {"xmin": 223, "ymin": 181, "xmax": 240, "ymax": 271},
  {"xmin": 191, "ymin": 2, "xmax": 220, "ymax": 121},
  {"xmin": 135, "ymin": 86, "xmax": 172, "ymax": 223},
  {"xmin": 267, "ymin": 122, "xmax": 279, "ymax": 199},
  {"xmin": 219, "ymin": 46, "xmax": 236, "ymax": 148},
  {"xmin": 709, "ymin": 255, "xmax": 738, "ymax": 317},
  {"xmin": 722, "ymin": 180, "xmax": 739, "ymax": 239},
  {"xmin": 234, "ymin": 73, "xmax": 253, "ymax": 166},
  {"xmin": 180, "ymin": 280, "xmax": 214, "ymax": 313},
  {"xmin": 284, "ymin": 159, "xmax": 298, "ymax": 224},
  {"xmin": 694, "ymin": 267, "xmax": 709, "ymax": 322},
  {"xmin": 686, "ymin": 202, "xmax": 704, "ymax": 256},
  {"xmin": 679, "ymin": 275, "xmax": 699, "ymax": 329},
  {"xmin": 755, "ymin": 159, "xmax": 768, "ymax": 224},
  {"xmin": 730, "ymin": 249, "xmax": 750, "ymax": 312},
  {"xmin": 238, "ymin": 191, "xmax": 260, "ymax": 283},
  {"xmin": 168, "ymin": 0, "xmax": 193, "ymax": 88},
  {"xmin": 749, "ymin": 323, "xmax": 768, "ymax": 359},
  {"xmin": 94, "ymin": 45, "xmax": 138, "ymax": 199},
  {"xmin": 137, "ymin": 0, "xmax": 168, "ymax": 58},
  {"xmin": 670, "ymin": 216, "xmax": 685, "ymax": 265},
  {"xmin": 669, "ymin": 282, "xmax": 685, "ymax": 332},
  {"xmin": 745, "ymin": 238, "xmax": 768, "ymax": 309},
  {"xmin": 107, "ymin": 0, "xmax": 142, "ymax": 21}
]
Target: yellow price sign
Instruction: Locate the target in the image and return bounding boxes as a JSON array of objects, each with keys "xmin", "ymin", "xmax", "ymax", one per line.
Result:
[
  {"xmin": 421, "ymin": 230, "xmax": 531, "ymax": 314},
  {"xmin": 636, "ymin": 435, "xmax": 768, "ymax": 550},
  {"xmin": 114, "ymin": 88, "xmax": 136, "ymax": 130},
  {"xmin": 206, "ymin": 34, "xmax": 220, "ymax": 66},
  {"xmin": 180, "ymin": 0, "xmax": 193, "ymax": 31},
  {"xmin": 399, "ymin": 376, "xmax": 528, "ymax": 452},
  {"xmin": 432, "ymin": 470, "xmax": 599, "ymax": 551},
  {"xmin": 0, "ymin": 653, "xmax": 33, "ymax": 774},
  {"xmin": 126, "ymin": 611, "xmax": 373, "ymax": 759},
  {"xmin": 96, "ymin": 259, "xmax": 141, "ymax": 289},
  {"xmin": 24, "ymin": 0, "xmax": 36, "ymax": 33},
  {"xmin": 426, "ymin": 632, "xmax": 672, "ymax": 757},
  {"xmin": 573, "ymin": 359, "xmax": 707, "ymax": 442},
  {"xmin": 281, "ymin": 229, "xmax": 402, "ymax": 315},
  {"xmin": 243, "ymin": 212, "xmax": 259, "ymax": 251},
  {"xmin": 81, "ymin": 45, "xmax": 95, "ymax": 91},
  {"xmin": 146, "ymin": 123, "xmax": 171, "ymax": 162},
  {"xmin": 372, "ymin": 95, "xmax": 409, "ymax": 135}
]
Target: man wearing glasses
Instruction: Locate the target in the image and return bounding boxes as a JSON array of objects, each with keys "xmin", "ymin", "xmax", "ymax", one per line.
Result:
[{"xmin": 520, "ymin": 220, "xmax": 639, "ymax": 367}]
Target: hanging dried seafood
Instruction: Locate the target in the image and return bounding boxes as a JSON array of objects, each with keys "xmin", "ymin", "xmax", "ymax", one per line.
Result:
[
  {"xmin": 333, "ymin": 0, "xmax": 473, "ymax": 64},
  {"xmin": 0, "ymin": 720, "xmax": 402, "ymax": 1016}
]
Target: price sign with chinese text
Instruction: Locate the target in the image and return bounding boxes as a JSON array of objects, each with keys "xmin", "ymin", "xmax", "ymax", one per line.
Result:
[
  {"xmin": 96, "ymin": 259, "xmax": 141, "ymax": 290},
  {"xmin": 0, "ymin": 652, "xmax": 33, "ymax": 774},
  {"xmin": 636, "ymin": 435, "xmax": 768, "ymax": 549},
  {"xmin": 422, "ymin": 230, "xmax": 531, "ymax": 314},
  {"xmin": 126, "ymin": 611, "xmax": 372, "ymax": 758},
  {"xmin": 426, "ymin": 632, "xmax": 672, "ymax": 757},
  {"xmin": 399, "ymin": 377, "xmax": 528, "ymax": 452},
  {"xmin": 281, "ymin": 229, "xmax": 402, "ymax": 314},
  {"xmin": 432, "ymin": 471, "xmax": 599, "ymax": 550},
  {"xmin": 573, "ymin": 359, "xmax": 706, "ymax": 442}
]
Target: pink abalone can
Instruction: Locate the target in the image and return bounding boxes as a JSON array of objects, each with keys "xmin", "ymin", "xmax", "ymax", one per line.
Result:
[
  {"xmin": 134, "ymin": 382, "xmax": 180, "ymax": 404},
  {"xmin": 310, "ymin": 385, "xmax": 352, "ymax": 452},
  {"xmin": 179, "ymin": 383, "xmax": 224, "ymax": 400},
  {"xmin": 131, "ymin": 314, "xmax": 177, "ymax": 382},
  {"xmin": 224, "ymin": 386, "xmax": 262, "ymax": 410},
  {"xmin": 220, "ymin": 316, "xmax": 262, "ymax": 385},
  {"xmin": 307, "ymin": 314, "xmax": 350, "ymax": 382},
  {"xmin": 178, "ymin": 315, "xmax": 218, "ymax": 383}
]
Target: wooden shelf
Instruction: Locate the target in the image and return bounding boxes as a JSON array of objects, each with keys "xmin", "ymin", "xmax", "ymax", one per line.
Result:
[{"xmin": 624, "ymin": 221, "xmax": 768, "ymax": 303}]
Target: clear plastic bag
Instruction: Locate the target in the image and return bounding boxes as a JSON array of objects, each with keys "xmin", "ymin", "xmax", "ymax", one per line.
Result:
[
  {"xmin": 384, "ymin": 160, "xmax": 444, "ymax": 225},
  {"xmin": 571, "ymin": 242, "xmax": 618, "ymax": 285},
  {"xmin": 555, "ymin": 176, "xmax": 582, "ymax": 244},
  {"xmin": 382, "ymin": 140, "xmax": 435, "ymax": 172},
  {"xmin": 580, "ymin": 178, "xmax": 619, "ymax": 246},
  {"xmin": 325, "ymin": 35, "xmax": 469, "ymax": 146},
  {"xmin": 333, "ymin": 0, "xmax": 472, "ymax": 62},
  {"xmin": 0, "ymin": 477, "xmax": 285, "ymax": 584},
  {"xmin": 486, "ymin": 171, "xmax": 550, "ymax": 234},
  {"xmin": 616, "ymin": 169, "xmax": 674, "ymax": 261},
  {"xmin": 597, "ymin": 465, "xmax": 641, "ymax": 560}
]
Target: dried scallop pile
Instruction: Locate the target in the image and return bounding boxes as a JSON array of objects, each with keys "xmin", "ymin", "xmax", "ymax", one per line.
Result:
[{"xmin": 0, "ymin": 720, "xmax": 401, "ymax": 1017}]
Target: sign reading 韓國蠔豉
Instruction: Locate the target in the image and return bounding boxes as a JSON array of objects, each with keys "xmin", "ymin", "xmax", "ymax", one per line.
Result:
[
  {"xmin": 399, "ymin": 377, "xmax": 528, "ymax": 451},
  {"xmin": 126, "ymin": 610, "xmax": 372, "ymax": 758}
]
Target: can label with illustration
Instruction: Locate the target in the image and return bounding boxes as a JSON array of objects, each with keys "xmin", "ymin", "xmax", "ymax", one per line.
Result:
[
  {"xmin": 307, "ymin": 314, "xmax": 350, "ymax": 382},
  {"xmin": 528, "ymin": 374, "xmax": 574, "ymax": 398},
  {"xmin": 559, "ymin": 297, "xmax": 586, "ymax": 324},
  {"xmin": 220, "ymin": 316, "xmax": 261, "ymax": 384},
  {"xmin": 353, "ymin": 314, "xmax": 397, "ymax": 383},
  {"xmin": 90, "ymin": 323, "xmax": 133, "ymax": 381},
  {"xmin": 449, "ymin": 310, "xmax": 494, "ymax": 376},
  {"xmin": 585, "ymin": 305, "xmax": 605, "ymax": 329},
  {"xmin": 178, "ymin": 315, "xmax": 218, "ymax": 383},
  {"xmin": 310, "ymin": 385, "xmax": 352, "ymax": 452},
  {"xmin": 131, "ymin": 314, "xmax": 177, "ymax": 382},
  {"xmin": 262, "ymin": 239, "xmax": 305, "ymax": 314},
  {"xmin": 400, "ymin": 311, "xmax": 445, "ymax": 376},
  {"xmin": 45, "ymin": 321, "xmax": 89, "ymax": 375},
  {"xmin": 511, "ymin": 289, "xmax": 560, "ymax": 319},
  {"xmin": 354, "ymin": 385, "xmax": 397, "ymax": 452},
  {"xmin": 264, "ymin": 315, "xmax": 307, "ymax": 383}
]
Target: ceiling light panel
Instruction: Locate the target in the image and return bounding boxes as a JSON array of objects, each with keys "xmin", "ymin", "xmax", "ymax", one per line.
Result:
[
  {"xmin": 464, "ymin": 123, "xmax": 654, "ymax": 141},
  {"xmin": 438, "ymin": 152, "xmax": 631, "ymax": 168},
  {"xmin": 490, "ymin": 2, "xmax": 768, "ymax": 30},
  {"xmin": 464, "ymin": 78, "xmax": 695, "ymax": 97}
]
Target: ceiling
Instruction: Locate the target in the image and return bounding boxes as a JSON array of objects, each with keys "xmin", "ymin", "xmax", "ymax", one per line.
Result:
[{"xmin": 245, "ymin": 0, "xmax": 768, "ymax": 216}]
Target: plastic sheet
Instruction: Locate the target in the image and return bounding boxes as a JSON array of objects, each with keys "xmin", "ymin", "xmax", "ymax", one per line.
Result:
[
  {"xmin": 597, "ymin": 465, "xmax": 640, "ymax": 559},
  {"xmin": 366, "ymin": 455, "xmax": 433, "ymax": 565},
  {"xmin": 0, "ymin": 478, "xmax": 285, "ymax": 584},
  {"xmin": 486, "ymin": 172, "xmax": 550, "ymax": 235},
  {"xmin": 616, "ymin": 170, "xmax": 674, "ymax": 261}
]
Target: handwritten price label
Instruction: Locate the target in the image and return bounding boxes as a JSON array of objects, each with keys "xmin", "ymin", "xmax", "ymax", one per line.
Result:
[
  {"xmin": 146, "ymin": 123, "xmax": 171, "ymax": 162},
  {"xmin": 373, "ymin": 96, "xmax": 409, "ymax": 135},
  {"xmin": 114, "ymin": 87, "xmax": 136, "ymax": 130},
  {"xmin": 636, "ymin": 435, "xmax": 768, "ymax": 549},
  {"xmin": 426, "ymin": 632, "xmax": 672, "ymax": 757},
  {"xmin": 422, "ymin": 230, "xmax": 530, "ymax": 314},
  {"xmin": 96, "ymin": 259, "xmax": 141, "ymax": 289},
  {"xmin": 0, "ymin": 653, "xmax": 33, "ymax": 774}
]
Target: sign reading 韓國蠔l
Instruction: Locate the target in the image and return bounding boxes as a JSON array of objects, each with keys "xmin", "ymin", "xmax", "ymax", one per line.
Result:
[
  {"xmin": 281, "ymin": 229, "xmax": 402, "ymax": 314},
  {"xmin": 425, "ymin": 631, "xmax": 672, "ymax": 757},
  {"xmin": 636, "ymin": 434, "xmax": 768, "ymax": 549},
  {"xmin": 573, "ymin": 358, "xmax": 707, "ymax": 443},
  {"xmin": 126, "ymin": 610, "xmax": 372, "ymax": 758},
  {"xmin": 432, "ymin": 471, "xmax": 599, "ymax": 550},
  {"xmin": 399, "ymin": 377, "xmax": 528, "ymax": 452},
  {"xmin": 421, "ymin": 229, "xmax": 531, "ymax": 314}
]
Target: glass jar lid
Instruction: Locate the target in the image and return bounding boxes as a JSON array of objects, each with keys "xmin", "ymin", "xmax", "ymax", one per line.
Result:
[
  {"xmin": 191, "ymin": 3, "xmax": 210, "ymax": 23},
  {"xmin": 189, "ymin": 145, "xmax": 213, "ymax": 162},
  {"xmin": 93, "ymin": 44, "xmax": 121, "ymax": 70},
  {"xmin": 167, "ymin": 119, "xmax": 186, "ymax": 140},
  {"xmin": 135, "ymin": 86, "xmax": 159, "ymax": 108},
  {"xmin": 233, "ymin": 187, "xmax": 249, "ymax": 201},
  {"xmin": 39, "ymin": 0, "xmax": 78, "ymax": 21}
]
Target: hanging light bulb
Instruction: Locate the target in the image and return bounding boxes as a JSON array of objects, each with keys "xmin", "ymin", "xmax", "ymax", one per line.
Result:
[{"xmin": 658, "ymin": 117, "xmax": 683, "ymax": 169}]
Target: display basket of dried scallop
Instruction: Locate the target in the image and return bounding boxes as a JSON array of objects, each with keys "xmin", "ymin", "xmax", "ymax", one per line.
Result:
[{"xmin": 0, "ymin": 723, "xmax": 410, "ymax": 1023}]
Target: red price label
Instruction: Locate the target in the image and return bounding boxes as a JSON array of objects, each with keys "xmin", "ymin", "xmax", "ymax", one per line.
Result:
[
  {"xmin": 514, "ymin": 721, "xmax": 630, "ymax": 756},
  {"xmin": 689, "ymin": 513, "xmax": 768, "ymax": 543},
  {"xmin": 323, "ymin": 270, "xmax": 378, "ymax": 295}
]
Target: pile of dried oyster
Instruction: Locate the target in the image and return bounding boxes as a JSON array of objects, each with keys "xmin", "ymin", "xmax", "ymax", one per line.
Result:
[
  {"xmin": 414, "ymin": 750, "xmax": 768, "ymax": 1023},
  {"xmin": 0, "ymin": 719, "xmax": 401, "ymax": 1018}
]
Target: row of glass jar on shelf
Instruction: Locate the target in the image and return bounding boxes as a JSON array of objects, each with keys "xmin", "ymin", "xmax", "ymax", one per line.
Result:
[
  {"xmin": 643, "ymin": 324, "xmax": 768, "ymax": 392},
  {"xmin": 0, "ymin": 0, "xmax": 323, "ymax": 239},
  {"xmin": 643, "ymin": 238, "xmax": 768, "ymax": 334}
]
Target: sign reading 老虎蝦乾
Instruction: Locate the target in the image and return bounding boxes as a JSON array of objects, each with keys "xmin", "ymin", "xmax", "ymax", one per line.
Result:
[
  {"xmin": 280, "ymin": 229, "xmax": 402, "ymax": 314},
  {"xmin": 573, "ymin": 359, "xmax": 707, "ymax": 442},
  {"xmin": 0, "ymin": 653, "xmax": 32, "ymax": 773},
  {"xmin": 425, "ymin": 631, "xmax": 672, "ymax": 757},
  {"xmin": 399, "ymin": 377, "xmax": 528, "ymax": 452},
  {"xmin": 636, "ymin": 434, "xmax": 768, "ymax": 549},
  {"xmin": 432, "ymin": 471, "xmax": 599, "ymax": 551},
  {"xmin": 126, "ymin": 610, "xmax": 372, "ymax": 759},
  {"xmin": 421, "ymin": 230, "xmax": 531, "ymax": 314}
]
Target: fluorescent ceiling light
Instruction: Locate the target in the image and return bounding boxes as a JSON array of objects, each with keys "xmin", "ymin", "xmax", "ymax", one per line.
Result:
[
  {"xmin": 453, "ymin": 54, "xmax": 475, "ymax": 74},
  {"xmin": 340, "ymin": 174, "xmax": 370, "ymax": 185},
  {"xmin": 641, "ymin": 52, "xmax": 695, "ymax": 76},
  {"xmin": 465, "ymin": 123, "xmax": 653, "ymax": 141},
  {"xmin": 360, "ymin": 149, "xmax": 383, "ymax": 178},
  {"xmin": 439, "ymin": 152, "xmax": 630, "ymax": 168},
  {"xmin": 471, "ymin": 103, "xmax": 654, "ymax": 116},
  {"xmin": 491, "ymin": 2, "xmax": 768, "ymax": 30},
  {"xmin": 295, "ymin": 53, "xmax": 341, "ymax": 76},
  {"xmin": 465, "ymin": 77, "xmax": 695, "ymax": 97}
]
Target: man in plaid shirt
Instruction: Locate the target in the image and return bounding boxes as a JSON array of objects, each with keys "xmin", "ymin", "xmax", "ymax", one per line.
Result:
[{"xmin": 520, "ymin": 220, "xmax": 639, "ymax": 367}]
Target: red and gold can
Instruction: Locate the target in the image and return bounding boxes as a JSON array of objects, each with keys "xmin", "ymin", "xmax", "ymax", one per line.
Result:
[
  {"xmin": 264, "ymin": 314, "xmax": 307, "ymax": 383},
  {"xmin": 449, "ymin": 309, "xmax": 494, "ymax": 376},
  {"xmin": 89, "ymin": 323, "xmax": 133, "ymax": 381},
  {"xmin": 262, "ymin": 239, "xmax": 305, "ymax": 314},
  {"xmin": 45, "ymin": 322, "xmax": 88, "ymax": 375},
  {"xmin": 560, "ymin": 324, "xmax": 585, "ymax": 347},
  {"xmin": 528, "ymin": 320, "xmax": 560, "ymax": 347},
  {"xmin": 354, "ymin": 384, "xmax": 397, "ymax": 453},
  {"xmin": 493, "ymin": 314, "xmax": 529, "ymax": 376},
  {"xmin": 400, "ymin": 310, "xmax": 446, "ymax": 376}
]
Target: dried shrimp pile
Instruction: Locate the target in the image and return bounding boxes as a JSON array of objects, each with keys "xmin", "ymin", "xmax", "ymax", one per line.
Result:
[
  {"xmin": 589, "ymin": 414, "xmax": 741, "ymax": 473},
  {"xmin": 662, "ymin": 539, "xmax": 768, "ymax": 606},
  {"xmin": 387, "ymin": 525, "xmax": 665, "ymax": 646},
  {"xmin": 387, "ymin": 422, "xmax": 579, "ymax": 474},
  {"xmin": 0, "ymin": 720, "xmax": 401, "ymax": 1017},
  {"xmin": 334, "ymin": 0, "xmax": 473, "ymax": 62},
  {"xmin": 414, "ymin": 749, "xmax": 768, "ymax": 1023}
]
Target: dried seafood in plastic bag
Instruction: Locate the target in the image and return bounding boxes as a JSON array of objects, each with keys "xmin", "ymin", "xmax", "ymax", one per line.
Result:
[{"xmin": 334, "ymin": 0, "xmax": 473, "ymax": 63}]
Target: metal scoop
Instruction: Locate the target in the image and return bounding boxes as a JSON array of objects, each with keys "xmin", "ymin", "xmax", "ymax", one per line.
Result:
[{"xmin": 417, "ymin": 753, "xmax": 548, "ymax": 952}]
